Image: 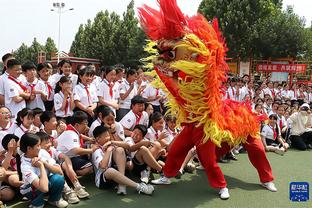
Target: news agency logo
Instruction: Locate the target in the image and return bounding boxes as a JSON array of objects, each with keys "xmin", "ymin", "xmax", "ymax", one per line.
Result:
[{"xmin": 289, "ymin": 182, "xmax": 309, "ymax": 202}]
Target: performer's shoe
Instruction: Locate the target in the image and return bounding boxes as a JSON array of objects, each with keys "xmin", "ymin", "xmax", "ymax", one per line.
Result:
[
  {"xmin": 140, "ymin": 168, "xmax": 151, "ymax": 183},
  {"xmin": 196, "ymin": 164, "xmax": 205, "ymax": 170},
  {"xmin": 262, "ymin": 182, "xmax": 277, "ymax": 192},
  {"xmin": 219, "ymin": 187, "xmax": 230, "ymax": 200},
  {"xmin": 175, "ymin": 170, "xmax": 183, "ymax": 179},
  {"xmin": 151, "ymin": 176, "xmax": 171, "ymax": 185}
]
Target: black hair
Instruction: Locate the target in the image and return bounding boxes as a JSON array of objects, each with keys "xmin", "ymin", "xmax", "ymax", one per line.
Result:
[
  {"xmin": 131, "ymin": 95, "xmax": 146, "ymax": 108},
  {"xmin": 16, "ymin": 108, "xmax": 34, "ymax": 127},
  {"xmin": 2, "ymin": 53, "xmax": 13, "ymax": 62},
  {"xmin": 77, "ymin": 66, "xmax": 95, "ymax": 84},
  {"xmin": 71, "ymin": 111, "xmax": 88, "ymax": 125},
  {"xmin": 103, "ymin": 66, "xmax": 116, "ymax": 79},
  {"xmin": 165, "ymin": 114, "xmax": 176, "ymax": 122},
  {"xmin": 94, "ymin": 105, "xmax": 114, "ymax": 119},
  {"xmin": 2, "ymin": 134, "xmax": 19, "ymax": 151},
  {"xmin": 22, "ymin": 61, "xmax": 36, "ymax": 72},
  {"xmin": 269, "ymin": 114, "xmax": 278, "ymax": 120},
  {"xmin": 6, "ymin": 59, "xmax": 21, "ymax": 69},
  {"xmin": 150, "ymin": 112, "xmax": 163, "ymax": 126},
  {"xmin": 20, "ymin": 133, "xmax": 41, "ymax": 154},
  {"xmin": 145, "ymin": 102, "xmax": 153, "ymax": 110},
  {"xmin": 35, "ymin": 131, "xmax": 50, "ymax": 143},
  {"xmin": 33, "ymin": 108, "xmax": 43, "ymax": 116},
  {"xmin": 55, "ymin": 76, "xmax": 71, "ymax": 93},
  {"xmin": 115, "ymin": 67, "xmax": 124, "ymax": 74},
  {"xmin": 57, "ymin": 118, "xmax": 67, "ymax": 126},
  {"xmin": 37, "ymin": 62, "xmax": 52, "ymax": 72},
  {"xmin": 93, "ymin": 125, "xmax": 109, "ymax": 138},
  {"xmin": 40, "ymin": 111, "xmax": 56, "ymax": 124},
  {"xmin": 58, "ymin": 60, "xmax": 72, "ymax": 74},
  {"xmin": 133, "ymin": 124, "xmax": 148, "ymax": 137},
  {"xmin": 126, "ymin": 68, "xmax": 137, "ymax": 78},
  {"xmin": 254, "ymin": 103, "xmax": 263, "ymax": 109}
]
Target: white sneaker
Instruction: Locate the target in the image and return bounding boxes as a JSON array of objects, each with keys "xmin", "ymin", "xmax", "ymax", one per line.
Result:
[
  {"xmin": 63, "ymin": 189, "xmax": 80, "ymax": 204},
  {"xmin": 196, "ymin": 164, "xmax": 205, "ymax": 170},
  {"xmin": 262, "ymin": 182, "xmax": 277, "ymax": 192},
  {"xmin": 219, "ymin": 187, "xmax": 230, "ymax": 200},
  {"xmin": 274, "ymin": 147, "xmax": 285, "ymax": 156},
  {"xmin": 117, "ymin": 185, "xmax": 127, "ymax": 195},
  {"xmin": 151, "ymin": 176, "xmax": 171, "ymax": 185},
  {"xmin": 137, "ymin": 182, "xmax": 154, "ymax": 195},
  {"xmin": 140, "ymin": 169, "xmax": 150, "ymax": 183},
  {"xmin": 74, "ymin": 186, "xmax": 90, "ymax": 199},
  {"xmin": 29, "ymin": 205, "xmax": 44, "ymax": 208},
  {"xmin": 49, "ymin": 198, "xmax": 69, "ymax": 208}
]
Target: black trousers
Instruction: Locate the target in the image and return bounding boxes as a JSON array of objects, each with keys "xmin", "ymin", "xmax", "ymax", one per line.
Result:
[{"xmin": 289, "ymin": 131, "xmax": 312, "ymax": 150}]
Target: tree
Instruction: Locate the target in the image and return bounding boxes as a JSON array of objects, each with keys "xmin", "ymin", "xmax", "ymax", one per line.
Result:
[
  {"xmin": 14, "ymin": 43, "xmax": 30, "ymax": 64},
  {"xmin": 252, "ymin": 6, "xmax": 306, "ymax": 59},
  {"xmin": 69, "ymin": 0, "xmax": 146, "ymax": 67},
  {"xmin": 27, "ymin": 38, "xmax": 45, "ymax": 63},
  {"xmin": 199, "ymin": 0, "xmax": 279, "ymax": 60},
  {"xmin": 45, "ymin": 37, "xmax": 57, "ymax": 60}
]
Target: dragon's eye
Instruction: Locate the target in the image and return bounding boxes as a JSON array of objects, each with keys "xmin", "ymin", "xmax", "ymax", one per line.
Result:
[{"xmin": 168, "ymin": 50, "xmax": 176, "ymax": 59}]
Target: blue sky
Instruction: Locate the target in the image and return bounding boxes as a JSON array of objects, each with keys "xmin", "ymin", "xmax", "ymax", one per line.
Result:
[{"xmin": 0, "ymin": 0, "xmax": 310, "ymax": 58}]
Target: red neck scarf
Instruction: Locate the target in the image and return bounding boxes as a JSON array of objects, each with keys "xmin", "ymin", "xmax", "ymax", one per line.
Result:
[
  {"xmin": 134, "ymin": 112, "xmax": 143, "ymax": 125},
  {"xmin": 66, "ymin": 124, "xmax": 84, "ymax": 147},
  {"xmin": 8, "ymin": 76, "xmax": 28, "ymax": 92},
  {"xmin": 45, "ymin": 81, "xmax": 53, "ymax": 99}
]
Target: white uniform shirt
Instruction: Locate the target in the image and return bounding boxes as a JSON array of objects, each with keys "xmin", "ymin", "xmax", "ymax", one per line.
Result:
[
  {"xmin": 38, "ymin": 78, "xmax": 54, "ymax": 101},
  {"xmin": 88, "ymin": 119, "xmax": 125, "ymax": 140},
  {"xmin": 73, "ymin": 83, "xmax": 98, "ymax": 107},
  {"xmin": 261, "ymin": 124, "xmax": 279, "ymax": 141},
  {"xmin": 24, "ymin": 79, "xmax": 46, "ymax": 111},
  {"xmin": 145, "ymin": 126, "xmax": 160, "ymax": 143},
  {"xmin": 142, "ymin": 85, "xmax": 163, "ymax": 106},
  {"xmin": 14, "ymin": 124, "xmax": 39, "ymax": 139},
  {"xmin": 118, "ymin": 80, "xmax": 137, "ymax": 109},
  {"xmin": 92, "ymin": 148, "xmax": 112, "ymax": 188},
  {"xmin": 97, "ymin": 79, "xmax": 118, "ymax": 114},
  {"xmin": 0, "ymin": 72, "xmax": 9, "ymax": 96},
  {"xmin": 54, "ymin": 91, "xmax": 74, "ymax": 117},
  {"xmin": 20, "ymin": 156, "xmax": 41, "ymax": 194},
  {"xmin": 52, "ymin": 73, "xmax": 78, "ymax": 89},
  {"xmin": 120, "ymin": 110, "xmax": 149, "ymax": 131},
  {"xmin": 57, "ymin": 128, "xmax": 81, "ymax": 158}
]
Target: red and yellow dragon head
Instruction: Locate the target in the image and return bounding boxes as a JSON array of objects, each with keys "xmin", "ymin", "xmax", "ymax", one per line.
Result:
[{"xmin": 138, "ymin": 0, "xmax": 261, "ymax": 146}]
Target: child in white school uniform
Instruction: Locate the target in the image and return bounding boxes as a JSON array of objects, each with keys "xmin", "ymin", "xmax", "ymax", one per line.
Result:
[
  {"xmin": 37, "ymin": 62, "xmax": 54, "ymax": 111},
  {"xmin": 1, "ymin": 134, "xmax": 23, "ymax": 191},
  {"xmin": 52, "ymin": 60, "xmax": 78, "ymax": 89},
  {"xmin": 14, "ymin": 108, "xmax": 39, "ymax": 139},
  {"xmin": 97, "ymin": 66, "xmax": 119, "ymax": 115},
  {"xmin": 37, "ymin": 132, "xmax": 89, "ymax": 204},
  {"xmin": 92, "ymin": 125, "xmax": 154, "ymax": 195},
  {"xmin": 89, "ymin": 106, "xmax": 125, "ymax": 141},
  {"xmin": 116, "ymin": 69, "xmax": 138, "ymax": 121},
  {"xmin": 19, "ymin": 133, "xmax": 68, "ymax": 208},
  {"xmin": 125, "ymin": 125, "xmax": 164, "ymax": 184},
  {"xmin": 4, "ymin": 59, "xmax": 31, "ymax": 118},
  {"xmin": 54, "ymin": 76, "xmax": 75, "ymax": 124},
  {"xmin": 73, "ymin": 66, "xmax": 98, "ymax": 124},
  {"xmin": 120, "ymin": 95, "xmax": 149, "ymax": 137},
  {"xmin": 57, "ymin": 111, "xmax": 99, "ymax": 177},
  {"xmin": 22, "ymin": 61, "xmax": 46, "ymax": 111}
]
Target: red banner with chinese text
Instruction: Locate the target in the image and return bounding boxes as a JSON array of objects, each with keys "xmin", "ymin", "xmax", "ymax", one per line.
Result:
[{"xmin": 256, "ymin": 64, "xmax": 306, "ymax": 73}]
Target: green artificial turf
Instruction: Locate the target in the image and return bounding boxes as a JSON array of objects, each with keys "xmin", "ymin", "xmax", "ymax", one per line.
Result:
[{"xmin": 8, "ymin": 150, "xmax": 312, "ymax": 208}]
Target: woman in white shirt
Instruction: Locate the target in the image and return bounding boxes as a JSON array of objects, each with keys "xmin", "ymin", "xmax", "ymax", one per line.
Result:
[{"xmin": 289, "ymin": 103, "xmax": 312, "ymax": 150}]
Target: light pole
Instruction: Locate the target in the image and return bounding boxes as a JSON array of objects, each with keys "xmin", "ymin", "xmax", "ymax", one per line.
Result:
[{"xmin": 51, "ymin": 2, "xmax": 74, "ymax": 63}]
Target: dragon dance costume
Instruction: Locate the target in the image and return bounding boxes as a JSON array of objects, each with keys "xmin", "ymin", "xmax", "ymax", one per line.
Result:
[{"xmin": 138, "ymin": 0, "xmax": 274, "ymax": 190}]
